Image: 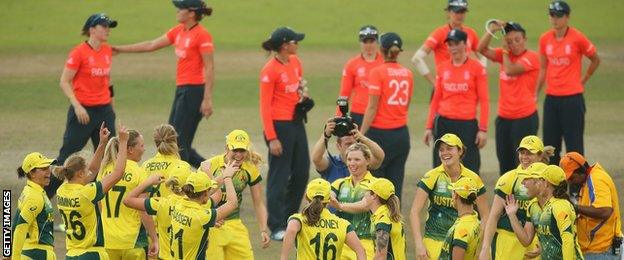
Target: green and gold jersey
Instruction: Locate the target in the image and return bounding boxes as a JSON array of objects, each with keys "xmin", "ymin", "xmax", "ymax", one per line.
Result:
[
  {"xmin": 371, "ymin": 205, "xmax": 406, "ymax": 260},
  {"xmin": 98, "ymin": 160, "xmax": 149, "ymax": 249},
  {"xmin": 12, "ymin": 180, "xmax": 55, "ymax": 256},
  {"xmin": 439, "ymin": 212, "xmax": 481, "ymax": 260},
  {"xmin": 417, "ymin": 165, "xmax": 486, "ymax": 241},
  {"xmin": 289, "ymin": 208, "xmax": 353, "ymax": 260},
  {"xmin": 527, "ymin": 198, "xmax": 584, "ymax": 260},
  {"xmin": 331, "ymin": 171, "xmax": 377, "ymax": 240},
  {"xmin": 145, "ymin": 194, "xmax": 182, "ymax": 260},
  {"xmin": 170, "ymin": 198, "xmax": 217, "ymax": 260},
  {"xmin": 494, "ymin": 166, "xmax": 533, "ymax": 232},
  {"xmin": 204, "ymin": 154, "xmax": 262, "ymax": 220},
  {"xmin": 56, "ymin": 181, "xmax": 106, "ymax": 255},
  {"xmin": 142, "ymin": 153, "xmax": 191, "ymax": 198}
]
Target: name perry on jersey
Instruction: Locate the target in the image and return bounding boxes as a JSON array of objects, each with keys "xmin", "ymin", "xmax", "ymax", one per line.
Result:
[
  {"xmin": 144, "ymin": 161, "xmax": 172, "ymax": 172},
  {"xmin": 57, "ymin": 195, "xmax": 80, "ymax": 208}
]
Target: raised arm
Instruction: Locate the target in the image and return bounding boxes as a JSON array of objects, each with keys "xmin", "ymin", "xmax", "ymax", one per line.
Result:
[
  {"xmin": 123, "ymin": 174, "xmax": 164, "ymax": 211},
  {"xmin": 113, "ymin": 34, "xmax": 170, "ymax": 53},
  {"xmin": 351, "ymin": 126, "xmax": 385, "ymax": 170},
  {"xmin": 88, "ymin": 122, "xmax": 111, "ymax": 178},
  {"xmin": 411, "ymin": 45, "xmax": 435, "ymax": 87},
  {"xmin": 504, "ymin": 196, "xmax": 535, "ymax": 246},
  {"xmin": 101, "ymin": 126, "xmax": 129, "ymax": 193},
  {"xmin": 477, "ymin": 24, "xmax": 499, "ymax": 61},
  {"xmin": 311, "ymin": 118, "xmax": 335, "ymax": 172},
  {"xmin": 214, "ymin": 161, "xmax": 240, "ymax": 221}
]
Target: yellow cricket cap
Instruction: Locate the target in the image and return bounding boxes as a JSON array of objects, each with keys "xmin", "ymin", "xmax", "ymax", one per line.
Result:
[
  {"xmin": 516, "ymin": 135, "xmax": 544, "ymax": 154},
  {"xmin": 523, "ymin": 162, "xmax": 549, "ymax": 179},
  {"xmin": 435, "ymin": 133, "xmax": 464, "ymax": 149},
  {"xmin": 226, "ymin": 129, "xmax": 251, "ymax": 150},
  {"xmin": 539, "ymin": 165, "xmax": 567, "ymax": 186},
  {"xmin": 362, "ymin": 178, "xmax": 395, "ymax": 200},
  {"xmin": 448, "ymin": 177, "xmax": 479, "ymax": 199},
  {"xmin": 185, "ymin": 172, "xmax": 217, "ymax": 193},
  {"xmin": 21, "ymin": 152, "xmax": 56, "ymax": 173},
  {"xmin": 306, "ymin": 178, "xmax": 331, "ymax": 203}
]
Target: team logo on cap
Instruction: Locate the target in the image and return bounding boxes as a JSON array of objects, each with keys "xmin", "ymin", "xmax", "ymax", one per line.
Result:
[
  {"xmin": 235, "ymin": 134, "xmax": 246, "ymax": 142},
  {"xmin": 359, "ymin": 27, "xmax": 378, "ymax": 35}
]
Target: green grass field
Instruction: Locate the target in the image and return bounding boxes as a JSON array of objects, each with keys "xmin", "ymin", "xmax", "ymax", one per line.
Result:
[{"xmin": 2, "ymin": 0, "xmax": 623, "ymax": 259}]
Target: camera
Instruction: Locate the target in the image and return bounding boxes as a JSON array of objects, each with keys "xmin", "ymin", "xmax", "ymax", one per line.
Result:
[{"xmin": 332, "ymin": 97, "xmax": 355, "ymax": 137}]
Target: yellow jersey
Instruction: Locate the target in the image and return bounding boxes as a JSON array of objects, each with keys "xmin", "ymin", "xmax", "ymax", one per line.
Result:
[
  {"xmin": 417, "ymin": 165, "xmax": 486, "ymax": 241},
  {"xmin": 439, "ymin": 212, "xmax": 481, "ymax": 260},
  {"xmin": 98, "ymin": 160, "xmax": 149, "ymax": 249},
  {"xmin": 204, "ymin": 154, "xmax": 262, "ymax": 220},
  {"xmin": 371, "ymin": 205, "xmax": 406, "ymax": 260},
  {"xmin": 142, "ymin": 153, "xmax": 191, "ymax": 198},
  {"xmin": 331, "ymin": 171, "xmax": 377, "ymax": 240},
  {"xmin": 527, "ymin": 197, "xmax": 584, "ymax": 260},
  {"xmin": 289, "ymin": 208, "xmax": 353, "ymax": 260},
  {"xmin": 170, "ymin": 198, "xmax": 217, "ymax": 260},
  {"xmin": 145, "ymin": 194, "xmax": 181, "ymax": 260},
  {"xmin": 56, "ymin": 181, "xmax": 106, "ymax": 256},
  {"xmin": 12, "ymin": 180, "xmax": 55, "ymax": 257}
]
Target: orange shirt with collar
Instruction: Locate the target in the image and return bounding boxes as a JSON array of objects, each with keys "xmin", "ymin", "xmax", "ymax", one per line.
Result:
[{"xmin": 166, "ymin": 23, "xmax": 214, "ymax": 86}]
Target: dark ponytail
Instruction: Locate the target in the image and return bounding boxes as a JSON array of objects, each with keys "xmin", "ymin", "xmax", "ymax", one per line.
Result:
[
  {"xmin": 459, "ymin": 193, "xmax": 477, "ymax": 205},
  {"xmin": 382, "ymin": 45, "xmax": 401, "ymax": 62},
  {"xmin": 261, "ymin": 39, "xmax": 280, "ymax": 53},
  {"xmin": 381, "ymin": 195, "xmax": 403, "ymax": 223},
  {"xmin": 192, "ymin": 2, "xmax": 213, "ymax": 22},
  {"xmin": 302, "ymin": 196, "xmax": 325, "ymax": 226},
  {"xmin": 16, "ymin": 167, "xmax": 27, "ymax": 179},
  {"xmin": 165, "ymin": 178, "xmax": 183, "ymax": 195},
  {"xmin": 553, "ymin": 181, "xmax": 570, "ymax": 202},
  {"xmin": 182, "ymin": 184, "xmax": 208, "ymax": 199}
]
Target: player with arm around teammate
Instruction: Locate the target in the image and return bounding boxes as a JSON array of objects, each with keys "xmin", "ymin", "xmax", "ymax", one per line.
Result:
[
  {"xmin": 409, "ymin": 133, "xmax": 489, "ymax": 260},
  {"xmin": 113, "ymin": 0, "xmax": 215, "ymax": 168},
  {"xmin": 505, "ymin": 165, "xmax": 584, "ymax": 260},
  {"xmin": 479, "ymin": 136, "xmax": 554, "ymax": 260},
  {"xmin": 477, "ymin": 21, "xmax": 541, "ymax": 175},
  {"xmin": 54, "ymin": 125, "xmax": 129, "ymax": 259},
  {"xmin": 169, "ymin": 163, "xmax": 238, "ymax": 259},
  {"xmin": 281, "ymin": 178, "xmax": 366, "ymax": 260}
]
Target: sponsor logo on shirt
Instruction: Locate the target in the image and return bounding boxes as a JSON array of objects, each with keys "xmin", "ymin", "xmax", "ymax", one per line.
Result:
[
  {"xmin": 443, "ymin": 82, "xmax": 469, "ymax": 92},
  {"xmin": 357, "ymin": 67, "xmax": 366, "ymax": 77},
  {"xmin": 91, "ymin": 67, "xmax": 111, "ymax": 77}
]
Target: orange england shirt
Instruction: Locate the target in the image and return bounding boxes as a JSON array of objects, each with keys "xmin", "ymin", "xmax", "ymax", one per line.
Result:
[
  {"xmin": 426, "ymin": 58, "xmax": 489, "ymax": 131},
  {"xmin": 166, "ymin": 24, "xmax": 214, "ymax": 86},
  {"xmin": 259, "ymin": 55, "xmax": 303, "ymax": 140},
  {"xmin": 65, "ymin": 42, "xmax": 112, "ymax": 106},
  {"xmin": 492, "ymin": 48, "xmax": 539, "ymax": 119},
  {"xmin": 539, "ymin": 27, "xmax": 596, "ymax": 96},
  {"xmin": 339, "ymin": 53, "xmax": 384, "ymax": 114},
  {"xmin": 368, "ymin": 62, "xmax": 414, "ymax": 129},
  {"xmin": 424, "ymin": 25, "xmax": 479, "ymax": 66}
]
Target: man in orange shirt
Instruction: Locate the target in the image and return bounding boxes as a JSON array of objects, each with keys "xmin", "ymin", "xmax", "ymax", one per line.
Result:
[
  {"xmin": 477, "ymin": 21, "xmax": 540, "ymax": 175},
  {"xmin": 339, "ymin": 25, "xmax": 384, "ymax": 126},
  {"xmin": 560, "ymin": 152, "xmax": 622, "ymax": 259},
  {"xmin": 424, "ymin": 29, "xmax": 489, "ymax": 174},
  {"xmin": 113, "ymin": 0, "xmax": 215, "ymax": 168},
  {"xmin": 411, "ymin": 0, "xmax": 482, "ymax": 88},
  {"xmin": 537, "ymin": 1, "xmax": 601, "ymax": 165}
]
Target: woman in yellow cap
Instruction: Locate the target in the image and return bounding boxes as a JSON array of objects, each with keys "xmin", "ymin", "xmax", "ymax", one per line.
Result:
[
  {"xmin": 12, "ymin": 152, "xmax": 58, "ymax": 259},
  {"xmin": 200, "ymin": 129, "xmax": 270, "ymax": 259},
  {"xmin": 363, "ymin": 178, "xmax": 406, "ymax": 260},
  {"xmin": 440, "ymin": 177, "xmax": 482, "ymax": 260},
  {"xmin": 142, "ymin": 124, "xmax": 192, "ymax": 198},
  {"xmin": 409, "ymin": 133, "xmax": 489, "ymax": 260},
  {"xmin": 170, "ymin": 162, "xmax": 238, "ymax": 259},
  {"xmin": 479, "ymin": 135, "xmax": 554, "ymax": 260},
  {"xmin": 329, "ymin": 142, "xmax": 378, "ymax": 259},
  {"xmin": 505, "ymin": 165, "xmax": 584, "ymax": 260},
  {"xmin": 281, "ymin": 178, "xmax": 366, "ymax": 260},
  {"xmin": 54, "ymin": 124, "xmax": 129, "ymax": 259},
  {"xmin": 123, "ymin": 163, "xmax": 193, "ymax": 260}
]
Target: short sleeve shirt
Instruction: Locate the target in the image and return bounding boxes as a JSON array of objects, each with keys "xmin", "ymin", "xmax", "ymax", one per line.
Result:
[
  {"xmin": 64, "ymin": 42, "xmax": 112, "ymax": 106},
  {"xmin": 494, "ymin": 166, "xmax": 533, "ymax": 232},
  {"xmin": 171, "ymin": 199, "xmax": 217, "ymax": 260},
  {"xmin": 166, "ymin": 24, "xmax": 214, "ymax": 86},
  {"xmin": 368, "ymin": 62, "xmax": 414, "ymax": 129},
  {"xmin": 439, "ymin": 213, "xmax": 480, "ymax": 260},
  {"xmin": 289, "ymin": 209, "xmax": 352, "ymax": 260},
  {"xmin": 331, "ymin": 172, "xmax": 377, "ymax": 239},
  {"xmin": 417, "ymin": 165, "xmax": 486, "ymax": 241},
  {"xmin": 142, "ymin": 153, "xmax": 191, "ymax": 198},
  {"xmin": 530, "ymin": 198, "xmax": 584, "ymax": 259},
  {"xmin": 492, "ymin": 49, "xmax": 540, "ymax": 119},
  {"xmin": 339, "ymin": 53, "xmax": 384, "ymax": 114},
  {"xmin": 539, "ymin": 27, "xmax": 596, "ymax": 96},
  {"xmin": 371, "ymin": 205, "xmax": 407, "ymax": 260},
  {"xmin": 424, "ymin": 25, "xmax": 480, "ymax": 65}
]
